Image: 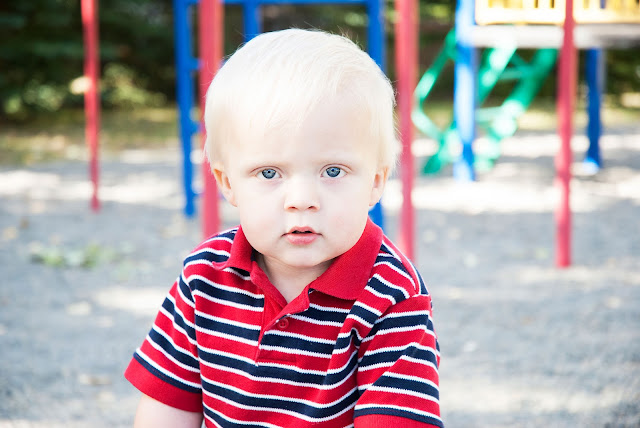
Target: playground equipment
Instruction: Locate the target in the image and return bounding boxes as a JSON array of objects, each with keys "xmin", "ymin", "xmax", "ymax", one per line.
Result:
[
  {"xmin": 419, "ymin": 0, "xmax": 640, "ymax": 179},
  {"xmin": 81, "ymin": 0, "xmax": 100, "ymax": 211},
  {"xmin": 174, "ymin": 0, "xmax": 420, "ymax": 259},
  {"xmin": 413, "ymin": 30, "xmax": 557, "ymax": 174},
  {"xmin": 81, "ymin": 0, "xmax": 638, "ymax": 266},
  {"xmin": 395, "ymin": 0, "xmax": 419, "ymax": 259},
  {"xmin": 429, "ymin": 0, "xmax": 640, "ymax": 266}
]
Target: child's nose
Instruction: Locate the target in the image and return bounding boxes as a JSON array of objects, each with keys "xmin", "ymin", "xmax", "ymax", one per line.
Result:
[{"xmin": 284, "ymin": 176, "xmax": 319, "ymax": 212}]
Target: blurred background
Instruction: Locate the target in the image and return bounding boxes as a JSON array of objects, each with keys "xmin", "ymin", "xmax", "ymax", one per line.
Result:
[
  {"xmin": 1, "ymin": 1, "xmax": 640, "ymax": 427},
  {"xmin": 2, "ymin": 0, "xmax": 639, "ymax": 165}
]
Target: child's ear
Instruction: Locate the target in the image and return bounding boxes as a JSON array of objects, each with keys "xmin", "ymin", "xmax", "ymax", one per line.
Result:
[
  {"xmin": 211, "ymin": 163, "xmax": 237, "ymax": 207},
  {"xmin": 369, "ymin": 167, "xmax": 389, "ymax": 207}
]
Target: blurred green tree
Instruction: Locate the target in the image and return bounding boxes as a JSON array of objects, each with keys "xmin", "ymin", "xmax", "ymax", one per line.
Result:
[
  {"xmin": 0, "ymin": 0, "xmax": 175, "ymax": 121},
  {"xmin": 1, "ymin": 0, "xmax": 636, "ymax": 122}
]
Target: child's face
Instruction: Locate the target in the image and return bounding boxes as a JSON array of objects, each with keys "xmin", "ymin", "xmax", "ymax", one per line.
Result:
[{"xmin": 213, "ymin": 98, "xmax": 388, "ymax": 280}]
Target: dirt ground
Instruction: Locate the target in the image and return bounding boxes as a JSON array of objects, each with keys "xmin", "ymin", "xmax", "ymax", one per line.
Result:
[{"xmin": 1, "ymin": 126, "xmax": 639, "ymax": 427}]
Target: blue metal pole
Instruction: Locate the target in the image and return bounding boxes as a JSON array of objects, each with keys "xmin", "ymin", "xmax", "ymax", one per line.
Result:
[
  {"xmin": 367, "ymin": 0, "xmax": 384, "ymax": 69},
  {"xmin": 174, "ymin": 0, "xmax": 199, "ymax": 216},
  {"xmin": 453, "ymin": 0, "xmax": 477, "ymax": 181},
  {"xmin": 365, "ymin": 0, "xmax": 385, "ymax": 229},
  {"xmin": 584, "ymin": 48, "xmax": 603, "ymax": 173},
  {"xmin": 243, "ymin": 0, "xmax": 261, "ymax": 40}
]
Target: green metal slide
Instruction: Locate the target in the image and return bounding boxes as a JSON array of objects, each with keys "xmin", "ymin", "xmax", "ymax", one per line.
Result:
[{"xmin": 413, "ymin": 29, "xmax": 558, "ymax": 174}]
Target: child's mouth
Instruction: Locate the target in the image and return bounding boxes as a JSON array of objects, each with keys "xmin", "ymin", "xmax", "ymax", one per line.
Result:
[
  {"xmin": 288, "ymin": 227, "xmax": 316, "ymax": 235},
  {"xmin": 286, "ymin": 229, "xmax": 318, "ymax": 245}
]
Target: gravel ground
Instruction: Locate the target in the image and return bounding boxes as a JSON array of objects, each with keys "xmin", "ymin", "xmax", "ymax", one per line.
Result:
[{"xmin": 0, "ymin": 126, "xmax": 639, "ymax": 427}]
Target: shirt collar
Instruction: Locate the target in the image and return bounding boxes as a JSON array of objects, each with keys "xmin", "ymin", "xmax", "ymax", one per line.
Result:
[{"xmin": 223, "ymin": 219, "xmax": 383, "ymax": 300}]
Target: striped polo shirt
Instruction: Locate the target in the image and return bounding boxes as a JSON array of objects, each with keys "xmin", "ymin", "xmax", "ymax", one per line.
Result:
[{"xmin": 125, "ymin": 220, "xmax": 442, "ymax": 427}]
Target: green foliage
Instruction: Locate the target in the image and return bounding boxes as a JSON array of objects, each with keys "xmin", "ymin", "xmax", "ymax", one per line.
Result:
[
  {"xmin": 0, "ymin": 0, "xmax": 82, "ymax": 120},
  {"xmin": 605, "ymin": 49, "xmax": 640, "ymax": 95},
  {"xmin": 102, "ymin": 63, "xmax": 167, "ymax": 109},
  {"xmin": 1, "ymin": 0, "xmax": 638, "ymax": 123},
  {"xmin": 29, "ymin": 240, "xmax": 134, "ymax": 269},
  {"xmin": 97, "ymin": 1, "xmax": 176, "ymax": 95},
  {"xmin": 0, "ymin": 0, "xmax": 174, "ymax": 121}
]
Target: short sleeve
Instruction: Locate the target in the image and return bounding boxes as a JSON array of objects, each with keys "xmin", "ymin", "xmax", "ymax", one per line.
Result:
[
  {"xmin": 354, "ymin": 294, "xmax": 443, "ymax": 428},
  {"xmin": 124, "ymin": 273, "xmax": 203, "ymax": 412}
]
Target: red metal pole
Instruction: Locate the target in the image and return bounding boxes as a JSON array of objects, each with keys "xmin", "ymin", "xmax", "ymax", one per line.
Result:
[
  {"xmin": 81, "ymin": 0, "xmax": 100, "ymax": 211},
  {"xmin": 199, "ymin": 0, "xmax": 224, "ymax": 238},
  {"xmin": 395, "ymin": 0, "xmax": 418, "ymax": 260},
  {"xmin": 555, "ymin": 0, "xmax": 577, "ymax": 267}
]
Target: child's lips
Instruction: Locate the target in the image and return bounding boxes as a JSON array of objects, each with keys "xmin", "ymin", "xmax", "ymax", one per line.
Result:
[{"xmin": 285, "ymin": 228, "xmax": 319, "ymax": 245}]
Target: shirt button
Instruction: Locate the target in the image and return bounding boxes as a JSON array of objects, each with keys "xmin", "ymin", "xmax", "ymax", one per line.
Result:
[{"xmin": 277, "ymin": 318, "xmax": 289, "ymax": 329}]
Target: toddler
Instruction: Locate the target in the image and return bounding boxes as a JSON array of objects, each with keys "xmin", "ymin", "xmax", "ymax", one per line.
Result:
[{"xmin": 126, "ymin": 28, "xmax": 442, "ymax": 428}]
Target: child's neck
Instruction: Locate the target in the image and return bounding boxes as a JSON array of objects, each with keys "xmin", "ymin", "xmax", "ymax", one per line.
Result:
[{"xmin": 256, "ymin": 253, "xmax": 332, "ymax": 303}]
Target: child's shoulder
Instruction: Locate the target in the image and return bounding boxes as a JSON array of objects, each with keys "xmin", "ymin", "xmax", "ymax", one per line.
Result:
[
  {"xmin": 367, "ymin": 234, "xmax": 430, "ymax": 302},
  {"xmin": 350, "ymin": 233, "xmax": 433, "ymax": 330}
]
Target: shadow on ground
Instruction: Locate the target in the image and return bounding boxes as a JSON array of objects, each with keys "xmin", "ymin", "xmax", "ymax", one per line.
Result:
[{"xmin": 0, "ymin": 128, "xmax": 639, "ymax": 427}]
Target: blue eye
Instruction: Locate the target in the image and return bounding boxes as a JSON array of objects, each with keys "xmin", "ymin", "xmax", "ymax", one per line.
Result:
[
  {"xmin": 260, "ymin": 169, "xmax": 277, "ymax": 179},
  {"xmin": 325, "ymin": 167, "xmax": 342, "ymax": 178}
]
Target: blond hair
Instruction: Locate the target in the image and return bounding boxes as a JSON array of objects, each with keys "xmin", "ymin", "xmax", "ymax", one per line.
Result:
[{"xmin": 204, "ymin": 28, "xmax": 399, "ymax": 171}]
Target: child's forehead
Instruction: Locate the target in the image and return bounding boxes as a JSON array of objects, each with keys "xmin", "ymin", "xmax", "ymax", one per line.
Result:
[
  {"xmin": 223, "ymin": 103, "xmax": 376, "ymax": 162},
  {"xmin": 243, "ymin": 96, "xmax": 369, "ymax": 136}
]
